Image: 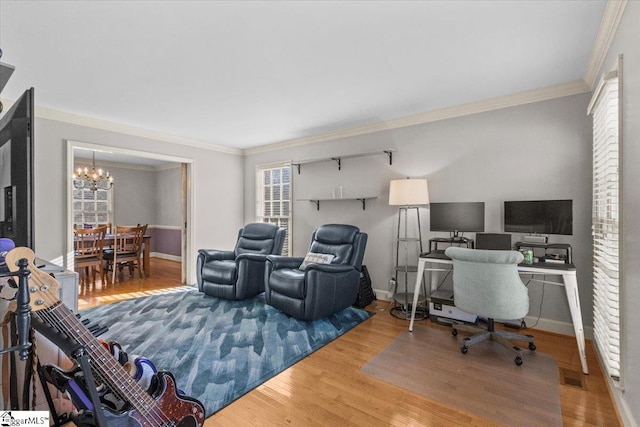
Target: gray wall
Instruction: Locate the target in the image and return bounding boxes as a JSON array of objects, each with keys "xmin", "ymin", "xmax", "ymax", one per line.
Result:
[
  {"xmin": 34, "ymin": 117, "xmax": 244, "ymax": 281},
  {"xmin": 108, "ymin": 165, "xmax": 156, "ymax": 226},
  {"xmin": 245, "ymin": 93, "xmax": 593, "ymax": 332},
  {"xmin": 71, "ymin": 163, "xmax": 183, "ymax": 227},
  {"xmin": 155, "ymin": 166, "xmax": 182, "ymax": 226},
  {"xmin": 597, "ymin": 2, "xmax": 640, "ymax": 425}
]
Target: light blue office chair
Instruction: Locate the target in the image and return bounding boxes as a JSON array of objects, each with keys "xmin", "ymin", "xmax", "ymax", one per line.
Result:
[{"xmin": 444, "ymin": 247, "xmax": 536, "ymax": 366}]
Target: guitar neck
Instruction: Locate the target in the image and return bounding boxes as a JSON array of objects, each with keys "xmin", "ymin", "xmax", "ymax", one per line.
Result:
[{"xmin": 39, "ymin": 301, "xmax": 156, "ymax": 413}]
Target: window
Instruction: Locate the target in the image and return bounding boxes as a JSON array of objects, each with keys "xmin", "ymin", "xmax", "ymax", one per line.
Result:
[
  {"xmin": 73, "ymin": 188, "xmax": 113, "ymax": 229},
  {"xmin": 588, "ymin": 62, "xmax": 621, "ymax": 382},
  {"xmin": 256, "ymin": 164, "xmax": 291, "ymax": 255}
]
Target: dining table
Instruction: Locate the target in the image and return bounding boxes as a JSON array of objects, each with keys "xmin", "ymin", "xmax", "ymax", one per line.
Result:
[{"xmin": 74, "ymin": 232, "xmax": 152, "ymax": 278}]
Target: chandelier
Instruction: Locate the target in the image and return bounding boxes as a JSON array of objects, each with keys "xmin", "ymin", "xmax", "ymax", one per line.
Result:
[{"xmin": 73, "ymin": 151, "xmax": 113, "ymax": 191}]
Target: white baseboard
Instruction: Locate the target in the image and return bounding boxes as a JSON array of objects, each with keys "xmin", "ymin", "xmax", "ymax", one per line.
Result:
[
  {"xmin": 523, "ymin": 316, "xmax": 594, "ymax": 340},
  {"xmin": 373, "ymin": 287, "xmax": 594, "ymax": 340},
  {"xmin": 150, "ymin": 252, "xmax": 181, "ymax": 262},
  {"xmin": 373, "ymin": 288, "xmax": 394, "ymax": 301}
]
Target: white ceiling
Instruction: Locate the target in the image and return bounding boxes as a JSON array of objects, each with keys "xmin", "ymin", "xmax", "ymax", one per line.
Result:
[{"xmin": 1, "ymin": 1, "xmax": 607, "ymax": 151}]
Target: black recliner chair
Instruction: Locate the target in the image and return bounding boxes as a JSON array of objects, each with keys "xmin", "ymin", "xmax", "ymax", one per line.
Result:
[
  {"xmin": 265, "ymin": 224, "xmax": 367, "ymax": 320},
  {"xmin": 197, "ymin": 222, "xmax": 286, "ymax": 300}
]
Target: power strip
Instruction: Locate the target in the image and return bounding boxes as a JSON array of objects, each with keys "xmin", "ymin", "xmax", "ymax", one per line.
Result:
[{"xmin": 523, "ymin": 235, "xmax": 548, "ymax": 244}]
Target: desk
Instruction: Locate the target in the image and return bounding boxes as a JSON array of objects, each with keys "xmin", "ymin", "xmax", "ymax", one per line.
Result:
[
  {"xmin": 408, "ymin": 253, "xmax": 589, "ymax": 374},
  {"xmin": 102, "ymin": 234, "xmax": 152, "ymax": 277}
]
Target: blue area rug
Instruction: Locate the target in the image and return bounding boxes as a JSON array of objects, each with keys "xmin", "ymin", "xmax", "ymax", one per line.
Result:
[{"xmin": 79, "ymin": 287, "xmax": 370, "ymax": 416}]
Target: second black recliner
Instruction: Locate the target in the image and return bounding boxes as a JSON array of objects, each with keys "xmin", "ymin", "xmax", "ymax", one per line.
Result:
[{"xmin": 265, "ymin": 224, "xmax": 367, "ymax": 320}]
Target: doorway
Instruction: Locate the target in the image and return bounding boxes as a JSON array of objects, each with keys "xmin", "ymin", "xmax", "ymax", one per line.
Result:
[{"xmin": 66, "ymin": 140, "xmax": 194, "ymax": 286}]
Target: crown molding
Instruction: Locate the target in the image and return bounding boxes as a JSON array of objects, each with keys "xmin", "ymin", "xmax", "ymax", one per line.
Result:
[
  {"xmin": 584, "ymin": 0, "xmax": 628, "ymax": 89},
  {"xmin": 243, "ymin": 79, "xmax": 591, "ymax": 156},
  {"xmin": 73, "ymin": 158, "xmax": 181, "ymax": 172},
  {"xmin": 74, "ymin": 158, "xmax": 156, "ymax": 172},
  {"xmin": 30, "ymin": 103, "xmax": 243, "ymax": 156},
  {"xmin": 5, "ymin": 78, "xmax": 591, "ymax": 158}
]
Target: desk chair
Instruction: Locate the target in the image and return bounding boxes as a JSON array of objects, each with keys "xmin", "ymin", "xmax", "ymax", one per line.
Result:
[{"xmin": 444, "ymin": 246, "xmax": 536, "ymax": 366}]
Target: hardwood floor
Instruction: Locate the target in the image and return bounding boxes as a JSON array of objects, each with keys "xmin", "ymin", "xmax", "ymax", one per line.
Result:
[
  {"xmin": 76, "ymin": 257, "xmax": 185, "ymax": 310},
  {"xmin": 80, "ymin": 259, "xmax": 621, "ymax": 426}
]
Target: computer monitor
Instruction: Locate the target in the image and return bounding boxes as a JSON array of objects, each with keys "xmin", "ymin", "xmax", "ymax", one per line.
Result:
[
  {"xmin": 475, "ymin": 233, "xmax": 512, "ymax": 250},
  {"xmin": 429, "ymin": 202, "xmax": 485, "ymax": 237},
  {"xmin": 504, "ymin": 199, "xmax": 573, "ymax": 235}
]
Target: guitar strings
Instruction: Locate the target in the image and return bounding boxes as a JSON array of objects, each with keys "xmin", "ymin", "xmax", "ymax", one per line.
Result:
[
  {"xmin": 29, "ymin": 272, "xmax": 171, "ymax": 425},
  {"xmin": 31, "ymin": 277, "xmax": 169, "ymax": 425},
  {"xmin": 8, "ymin": 251, "xmax": 172, "ymax": 426}
]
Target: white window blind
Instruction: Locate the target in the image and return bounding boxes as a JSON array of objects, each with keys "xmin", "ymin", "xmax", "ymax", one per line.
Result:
[
  {"xmin": 589, "ymin": 71, "xmax": 620, "ymax": 381},
  {"xmin": 256, "ymin": 164, "xmax": 291, "ymax": 256}
]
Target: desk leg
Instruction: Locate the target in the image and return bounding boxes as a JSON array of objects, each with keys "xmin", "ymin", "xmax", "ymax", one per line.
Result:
[
  {"xmin": 563, "ymin": 273, "xmax": 589, "ymax": 374},
  {"xmin": 409, "ymin": 259, "xmax": 426, "ymax": 332}
]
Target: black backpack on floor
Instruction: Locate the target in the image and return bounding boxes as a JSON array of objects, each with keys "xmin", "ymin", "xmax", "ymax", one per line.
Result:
[{"xmin": 354, "ymin": 265, "xmax": 376, "ymax": 308}]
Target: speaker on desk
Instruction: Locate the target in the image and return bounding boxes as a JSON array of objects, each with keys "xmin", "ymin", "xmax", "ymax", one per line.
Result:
[{"xmin": 475, "ymin": 233, "xmax": 512, "ymax": 250}]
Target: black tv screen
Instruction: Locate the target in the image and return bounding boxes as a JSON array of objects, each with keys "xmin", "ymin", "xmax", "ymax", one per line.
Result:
[
  {"xmin": 504, "ymin": 199, "xmax": 573, "ymax": 235},
  {"xmin": 0, "ymin": 88, "xmax": 34, "ymax": 249},
  {"xmin": 430, "ymin": 202, "xmax": 485, "ymax": 235}
]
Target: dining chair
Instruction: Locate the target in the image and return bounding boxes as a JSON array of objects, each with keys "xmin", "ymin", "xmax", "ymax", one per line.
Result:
[
  {"xmin": 103, "ymin": 225, "xmax": 146, "ymax": 284},
  {"xmin": 74, "ymin": 225, "xmax": 108, "ymax": 285}
]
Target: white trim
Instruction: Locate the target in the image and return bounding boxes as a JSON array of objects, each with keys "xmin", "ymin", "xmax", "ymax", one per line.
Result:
[
  {"xmin": 150, "ymin": 252, "xmax": 181, "ymax": 262},
  {"xmin": 154, "ymin": 163, "xmax": 182, "ymax": 172},
  {"xmin": 70, "ymin": 140, "xmax": 194, "ymax": 164},
  {"xmin": 523, "ymin": 316, "xmax": 594, "ymax": 340},
  {"xmin": 587, "ymin": 70, "xmax": 619, "ymax": 114},
  {"xmin": 584, "ymin": 0, "xmax": 628, "ymax": 89},
  {"xmin": 36, "ymin": 104, "xmax": 243, "ymax": 156},
  {"xmin": 243, "ymin": 80, "xmax": 591, "ymax": 155},
  {"xmin": 147, "ymin": 224, "xmax": 182, "ymax": 230},
  {"xmin": 4, "ymin": 79, "xmax": 591, "ymax": 157},
  {"xmin": 65, "ymin": 140, "xmax": 196, "ymax": 284},
  {"xmin": 72, "ymin": 159, "xmax": 183, "ymax": 173},
  {"xmin": 371, "ymin": 287, "xmax": 594, "ymax": 339}
]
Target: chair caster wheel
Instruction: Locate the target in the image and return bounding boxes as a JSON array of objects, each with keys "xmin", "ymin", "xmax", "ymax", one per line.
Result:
[
  {"xmin": 452, "ymin": 329, "xmax": 458, "ymax": 336},
  {"xmin": 515, "ymin": 356, "xmax": 523, "ymax": 366},
  {"xmin": 460, "ymin": 346, "xmax": 468, "ymax": 354},
  {"xmin": 529, "ymin": 343, "xmax": 537, "ymax": 351}
]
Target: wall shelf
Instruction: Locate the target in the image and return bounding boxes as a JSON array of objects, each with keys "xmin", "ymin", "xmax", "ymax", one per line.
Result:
[
  {"xmin": 291, "ymin": 149, "xmax": 396, "ymax": 174},
  {"xmin": 297, "ymin": 196, "xmax": 378, "ymax": 210}
]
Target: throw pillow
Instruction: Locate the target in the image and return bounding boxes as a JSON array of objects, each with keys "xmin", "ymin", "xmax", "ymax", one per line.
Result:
[{"xmin": 299, "ymin": 252, "xmax": 335, "ymax": 270}]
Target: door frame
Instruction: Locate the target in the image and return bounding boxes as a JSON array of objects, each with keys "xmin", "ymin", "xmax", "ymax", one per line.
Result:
[{"xmin": 66, "ymin": 140, "xmax": 195, "ymax": 284}]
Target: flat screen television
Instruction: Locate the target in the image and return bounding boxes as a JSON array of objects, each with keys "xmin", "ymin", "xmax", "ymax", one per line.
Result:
[
  {"xmin": 504, "ymin": 199, "xmax": 572, "ymax": 235},
  {"xmin": 0, "ymin": 88, "xmax": 34, "ymax": 249},
  {"xmin": 430, "ymin": 202, "xmax": 485, "ymax": 237}
]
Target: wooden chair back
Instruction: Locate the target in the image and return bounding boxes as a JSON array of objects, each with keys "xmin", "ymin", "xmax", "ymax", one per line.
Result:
[
  {"xmin": 113, "ymin": 225, "xmax": 145, "ymax": 257},
  {"xmin": 74, "ymin": 225, "xmax": 107, "ymax": 265},
  {"xmin": 108, "ymin": 225, "xmax": 145, "ymax": 283},
  {"xmin": 74, "ymin": 225, "xmax": 107, "ymax": 284}
]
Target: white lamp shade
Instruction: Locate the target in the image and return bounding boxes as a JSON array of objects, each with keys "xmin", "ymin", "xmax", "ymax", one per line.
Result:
[{"xmin": 389, "ymin": 178, "xmax": 430, "ymax": 206}]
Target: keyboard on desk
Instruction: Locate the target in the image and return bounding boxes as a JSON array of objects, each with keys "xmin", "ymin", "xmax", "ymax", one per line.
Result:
[{"xmin": 519, "ymin": 261, "xmax": 576, "ymax": 270}]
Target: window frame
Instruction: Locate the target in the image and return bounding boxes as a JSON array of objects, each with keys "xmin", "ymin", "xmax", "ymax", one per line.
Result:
[
  {"xmin": 255, "ymin": 162, "xmax": 292, "ymax": 256},
  {"xmin": 588, "ymin": 56, "xmax": 623, "ymax": 385}
]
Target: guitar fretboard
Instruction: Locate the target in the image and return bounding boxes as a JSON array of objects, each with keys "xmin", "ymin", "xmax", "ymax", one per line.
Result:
[{"xmin": 38, "ymin": 301, "xmax": 159, "ymax": 418}]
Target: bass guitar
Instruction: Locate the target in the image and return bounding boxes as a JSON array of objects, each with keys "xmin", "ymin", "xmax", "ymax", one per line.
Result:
[{"xmin": 7, "ymin": 247, "xmax": 206, "ymax": 427}]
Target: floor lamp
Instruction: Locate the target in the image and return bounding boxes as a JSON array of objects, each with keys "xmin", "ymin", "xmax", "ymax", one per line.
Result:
[{"xmin": 389, "ymin": 178, "xmax": 429, "ymax": 320}]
